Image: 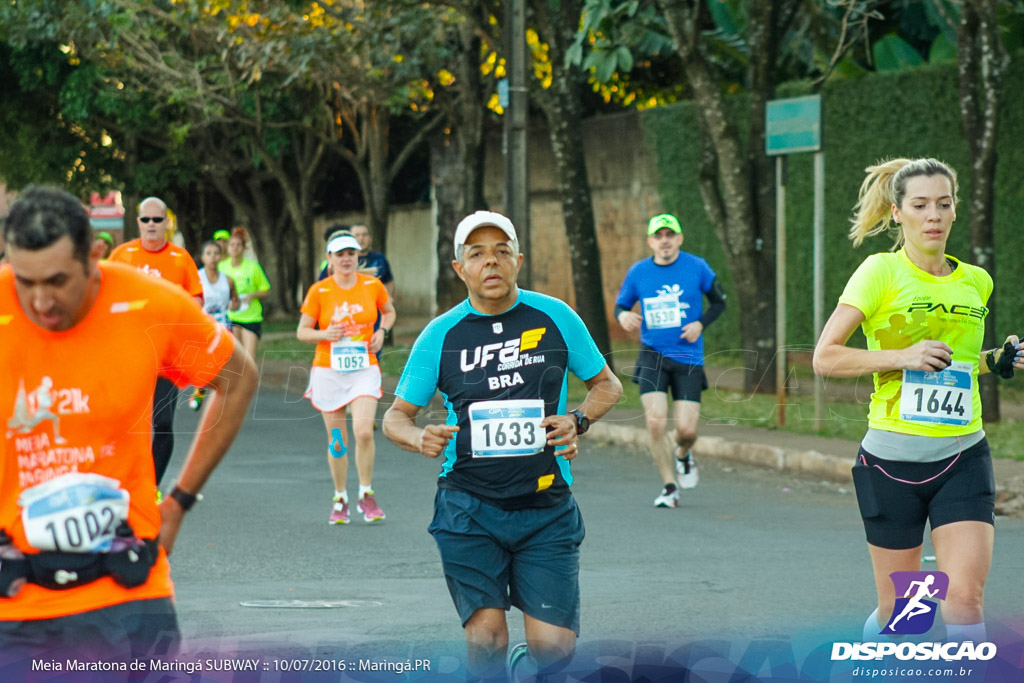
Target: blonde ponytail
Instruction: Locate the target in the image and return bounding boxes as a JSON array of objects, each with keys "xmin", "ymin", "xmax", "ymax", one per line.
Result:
[{"xmin": 848, "ymin": 158, "xmax": 958, "ymax": 248}]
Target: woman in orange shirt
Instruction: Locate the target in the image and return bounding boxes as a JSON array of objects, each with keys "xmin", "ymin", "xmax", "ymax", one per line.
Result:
[{"xmin": 297, "ymin": 234, "xmax": 396, "ymax": 525}]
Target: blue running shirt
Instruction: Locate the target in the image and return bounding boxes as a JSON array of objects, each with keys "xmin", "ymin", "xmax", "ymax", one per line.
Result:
[
  {"xmin": 615, "ymin": 253, "xmax": 717, "ymax": 365},
  {"xmin": 396, "ymin": 290, "xmax": 606, "ymax": 509}
]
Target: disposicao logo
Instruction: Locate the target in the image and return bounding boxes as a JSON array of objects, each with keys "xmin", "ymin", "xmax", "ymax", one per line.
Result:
[
  {"xmin": 883, "ymin": 571, "xmax": 948, "ymax": 635},
  {"xmin": 830, "ymin": 571, "xmax": 998, "ymax": 663}
]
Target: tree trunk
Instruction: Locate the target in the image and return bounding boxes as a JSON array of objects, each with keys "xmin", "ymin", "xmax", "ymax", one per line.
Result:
[
  {"xmin": 658, "ymin": 0, "xmax": 797, "ymax": 393},
  {"xmin": 366, "ymin": 106, "xmax": 391, "ymax": 255},
  {"xmin": 531, "ymin": 0, "xmax": 612, "ymax": 361},
  {"xmin": 958, "ymin": 0, "xmax": 1007, "ymax": 422},
  {"xmin": 431, "ymin": 22, "xmax": 488, "ymax": 315}
]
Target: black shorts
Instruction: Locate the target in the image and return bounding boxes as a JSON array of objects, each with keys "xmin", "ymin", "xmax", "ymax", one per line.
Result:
[
  {"xmin": 232, "ymin": 320, "xmax": 262, "ymax": 339},
  {"xmin": 0, "ymin": 597, "xmax": 179, "ymax": 667},
  {"xmin": 428, "ymin": 488, "xmax": 585, "ymax": 634},
  {"xmin": 632, "ymin": 345, "xmax": 707, "ymax": 402},
  {"xmin": 851, "ymin": 438, "xmax": 995, "ymax": 550}
]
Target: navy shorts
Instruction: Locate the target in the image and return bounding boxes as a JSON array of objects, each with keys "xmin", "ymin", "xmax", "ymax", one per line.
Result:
[
  {"xmin": 632, "ymin": 345, "xmax": 707, "ymax": 401},
  {"xmin": 0, "ymin": 597, "xmax": 180, "ymax": 667},
  {"xmin": 852, "ymin": 438, "xmax": 995, "ymax": 550},
  {"xmin": 428, "ymin": 488, "xmax": 585, "ymax": 634},
  {"xmin": 232, "ymin": 320, "xmax": 263, "ymax": 339}
]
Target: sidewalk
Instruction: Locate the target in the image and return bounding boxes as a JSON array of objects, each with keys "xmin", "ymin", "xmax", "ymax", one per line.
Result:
[{"xmin": 254, "ymin": 356, "xmax": 1024, "ymax": 517}]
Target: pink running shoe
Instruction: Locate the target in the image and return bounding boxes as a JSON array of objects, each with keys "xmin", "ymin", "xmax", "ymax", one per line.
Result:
[
  {"xmin": 357, "ymin": 491, "xmax": 386, "ymax": 522},
  {"xmin": 329, "ymin": 496, "xmax": 350, "ymax": 525}
]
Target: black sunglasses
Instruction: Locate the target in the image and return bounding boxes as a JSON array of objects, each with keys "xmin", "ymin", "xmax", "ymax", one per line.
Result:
[{"xmin": 139, "ymin": 216, "xmax": 165, "ymax": 224}]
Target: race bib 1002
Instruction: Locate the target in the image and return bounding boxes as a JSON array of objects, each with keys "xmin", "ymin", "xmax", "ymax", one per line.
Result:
[
  {"xmin": 331, "ymin": 340, "xmax": 370, "ymax": 373},
  {"xmin": 468, "ymin": 399, "xmax": 546, "ymax": 458},
  {"xmin": 19, "ymin": 473, "xmax": 130, "ymax": 553},
  {"xmin": 642, "ymin": 295, "xmax": 681, "ymax": 330},
  {"xmin": 900, "ymin": 361, "xmax": 973, "ymax": 427}
]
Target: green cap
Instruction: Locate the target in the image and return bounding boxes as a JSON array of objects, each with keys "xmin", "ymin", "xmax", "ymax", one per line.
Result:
[
  {"xmin": 213, "ymin": 229, "xmax": 231, "ymax": 241},
  {"xmin": 96, "ymin": 231, "xmax": 114, "ymax": 245},
  {"xmin": 647, "ymin": 214, "xmax": 682, "ymax": 235}
]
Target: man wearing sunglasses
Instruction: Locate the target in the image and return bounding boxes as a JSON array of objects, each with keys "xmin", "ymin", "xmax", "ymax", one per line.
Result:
[{"xmin": 110, "ymin": 197, "xmax": 204, "ymax": 487}]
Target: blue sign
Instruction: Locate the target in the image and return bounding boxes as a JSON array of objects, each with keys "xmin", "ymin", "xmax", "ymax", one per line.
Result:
[
  {"xmin": 766, "ymin": 95, "xmax": 822, "ymax": 155},
  {"xmin": 498, "ymin": 79, "xmax": 509, "ymax": 109}
]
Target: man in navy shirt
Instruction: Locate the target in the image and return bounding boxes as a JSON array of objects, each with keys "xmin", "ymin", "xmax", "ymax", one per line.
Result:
[
  {"xmin": 615, "ymin": 214, "xmax": 726, "ymax": 508},
  {"xmin": 383, "ymin": 211, "xmax": 621, "ymax": 682},
  {"xmin": 351, "ymin": 224, "xmax": 394, "ymax": 298}
]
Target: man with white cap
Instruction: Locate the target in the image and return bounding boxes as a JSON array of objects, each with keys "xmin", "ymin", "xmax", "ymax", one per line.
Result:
[
  {"xmin": 383, "ymin": 211, "xmax": 622, "ymax": 681},
  {"xmin": 615, "ymin": 213, "xmax": 727, "ymax": 508}
]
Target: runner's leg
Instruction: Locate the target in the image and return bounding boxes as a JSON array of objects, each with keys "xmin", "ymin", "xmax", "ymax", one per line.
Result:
[
  {"xmin": 932, "ymin": 521, "xmax": 992, "ymax": 627},
  {"xmin": 641, "ymin": 392, "xmax": 674, "ymax": 486}
]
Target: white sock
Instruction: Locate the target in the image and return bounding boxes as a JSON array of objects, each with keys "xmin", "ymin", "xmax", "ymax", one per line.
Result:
[
  {"xmin": 334, "ymin": 490, "xmax": 347, "ymax": 503},
  {"xmin": 946, "ymin": 622, "xmax": 986, "ymax": 643},
  {"xmin": 863, "ymin": 608, "xmax": 882, "ymax": 641},
  {"xmin": 359, "ymin": 485, "xmax": 373, "ymax": 498}
]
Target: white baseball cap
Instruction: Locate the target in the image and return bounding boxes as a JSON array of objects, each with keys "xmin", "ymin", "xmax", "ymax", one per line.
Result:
[
  {"xmin": 326, "ymin": 234, "xmax": 360, "ymax": 253},
  {"xmin": 453, "ymin": 211, "xmax": 518, "ymax": 251}
]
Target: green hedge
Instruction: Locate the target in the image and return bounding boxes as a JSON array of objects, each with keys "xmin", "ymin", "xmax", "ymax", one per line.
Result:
[{"xmin": 642, "ymin": 59, "xmax": 1024, "ymax": 354}]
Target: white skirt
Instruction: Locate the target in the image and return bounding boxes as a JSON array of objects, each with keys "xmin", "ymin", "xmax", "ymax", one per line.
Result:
[{"xmin": 304, "ymin": 364, "xmax": 382, "ymax": 412}]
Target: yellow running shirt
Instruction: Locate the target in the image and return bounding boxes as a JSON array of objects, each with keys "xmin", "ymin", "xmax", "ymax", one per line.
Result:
[{"xmin": 838, "ymin": 249, "xmax": 991, "ymax": 437}]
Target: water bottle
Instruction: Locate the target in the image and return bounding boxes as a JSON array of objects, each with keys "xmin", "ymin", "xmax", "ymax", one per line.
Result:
[
  {"xmin": 105, "ymin": 521, "xmax": 150, "ymax": 588},
  {"xmin": 0, "ymin": 529, "xmax": 27, "ymax": 597}
]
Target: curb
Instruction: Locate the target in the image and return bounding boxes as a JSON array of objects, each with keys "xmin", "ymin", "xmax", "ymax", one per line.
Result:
[
  {"xmin": 254, "ymin": 358, "xmax": 1024, "ymax": 514},
  {"xmin": 588, "ymin": 423, "xmax": 853, "ymax": 483}
]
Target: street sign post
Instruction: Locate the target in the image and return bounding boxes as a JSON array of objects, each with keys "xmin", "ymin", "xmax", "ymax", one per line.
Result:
[{"xmin": 766, "ymin": 95, "xmax": 824, "ymax": 428}]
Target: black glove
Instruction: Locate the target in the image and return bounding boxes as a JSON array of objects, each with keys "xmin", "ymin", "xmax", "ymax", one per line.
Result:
[{"xmin": 986, "ymin": 341, "xmax": 1017, "ymax": 379}]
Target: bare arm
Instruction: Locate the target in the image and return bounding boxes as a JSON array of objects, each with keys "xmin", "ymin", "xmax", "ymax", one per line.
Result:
[
  {"xmin": 383, "ymin": 397, "xmax": 458, "ymax": 458},
  {"xmin": 812, "ymin": 304, "xmax": 952, "ymax": 378},
  {"xmin": 370, "ymin": 300, "xmax": 397, "ymax": 353},
  {"xmin": 158, "ymin": 343, "xmax": 258, "ymax": 553},
  {"xmin": 297, "ymin": 312, "xmax": 342, "ymax": 344},
  {"xmin": 576, "ymin": 365, "xmax": 623, "ymax": 423},
  {"xmin": 539, "ymin": 364, "xmax": 623, "ymax": 460},
  {"xmin": 227, "ymin": 275, "xmax": 240, "ymax": 311}
]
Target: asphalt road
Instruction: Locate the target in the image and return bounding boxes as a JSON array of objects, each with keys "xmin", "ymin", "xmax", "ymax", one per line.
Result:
[{"xmin": 158, "ymin": 387, "xmax": 1024, "ymax": 681}]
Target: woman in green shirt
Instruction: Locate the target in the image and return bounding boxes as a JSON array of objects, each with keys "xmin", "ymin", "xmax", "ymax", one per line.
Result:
[
  {"xmin": 219, "ymin": 227, "xmax": 272, "ymax": 361},
  {"xmin": 813, "ymin": 158, "xmax": 1021, "ymax": 646}
]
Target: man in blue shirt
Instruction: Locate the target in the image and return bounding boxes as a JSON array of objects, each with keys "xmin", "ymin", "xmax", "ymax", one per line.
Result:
[
  {"xmin": 615, "ymin": 214, "xmax": 727, "ymax": 508},
  {"xmin": 383, "ymin": 211, "xmax": 621, "ymax": 682}
]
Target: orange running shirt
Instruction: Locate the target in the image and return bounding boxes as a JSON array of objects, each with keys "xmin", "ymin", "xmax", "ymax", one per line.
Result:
[
  {"xmin": 0, "ymin": 262, "xmax": 235, "ymax": 620},
  {"xmin": 300, "ymin": 274, "xmax": 389, "ymax": 369},
  {"xmin": 108, "ymin": 239, "xmax": 203, "ymax": 299}
]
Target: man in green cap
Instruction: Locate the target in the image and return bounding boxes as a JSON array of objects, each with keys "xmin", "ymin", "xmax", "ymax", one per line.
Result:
[
  {"xmin": 213, "ymin": 229, "xmax": 231, "ymax": 263},
  {"xmin": 614, "ymin": 213, "xmax": 727, "ymax": 508},
  {"xmin": 96, "ymin": 231, "xmax": 115, "ymax": 259}
]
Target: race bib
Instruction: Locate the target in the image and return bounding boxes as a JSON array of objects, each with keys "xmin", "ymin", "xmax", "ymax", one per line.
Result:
[
  {"xmin": 468, "ymin": 399, "xmax": 546, "ymax": 457},
  {"xmin": 330, "ymin": 340, "xmax": 370, "ymax": 373},
  {"xmin": 900, "ymin": 361, "xmax": 973, "ymax": 426},
  {"xmin": 642, "ymin": 295, "xmax": 681, "ymax": 329},
  {"xmin": 19, "ymin": 473, "xmax": 130, "ymax": 553}
]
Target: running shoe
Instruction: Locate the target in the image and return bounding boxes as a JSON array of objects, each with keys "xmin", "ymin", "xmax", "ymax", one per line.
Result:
[
  {"xmin": 357, "ymin": 491, "xmax": 386, "ymax": 522},
  {"xmin": 506, "ymin": 642, "xmax": 530, "ymax": 682},
  {"xmin": 188, "ymin": 388, "xmax": 206, "ymax": 411},
  {"xmin": 675, "ymin": 448, "xmax": 699, "ymax": 489},
  {"xmin": 329, "ymin": 496, "xmax": 350, "ymax": 525},
  {"xmin": 653, "ymin": 484, "xmax": 680, "ymax": 508}
]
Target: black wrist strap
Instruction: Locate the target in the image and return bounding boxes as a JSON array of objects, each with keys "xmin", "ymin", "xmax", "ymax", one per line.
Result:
[{"xmin": 170, "ymin": 486, "xmax": 201, "ymax": 511}]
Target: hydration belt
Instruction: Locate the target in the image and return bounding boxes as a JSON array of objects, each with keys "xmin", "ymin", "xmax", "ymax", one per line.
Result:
[{"xmin": 0, "ymin": 532, "xmax": 158, "ymax": 596}]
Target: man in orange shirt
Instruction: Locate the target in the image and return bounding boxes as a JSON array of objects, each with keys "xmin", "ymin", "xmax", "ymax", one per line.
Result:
[
  {"xmin": 109, "ymin": 197, "xmax": 204, "ymax": 485},
  {"xmin": 0, "ymin": 187, "xmax": 257, "ymax": 664}
]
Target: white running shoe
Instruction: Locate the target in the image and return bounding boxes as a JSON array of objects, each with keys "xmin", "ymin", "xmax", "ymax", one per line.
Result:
[
  {"xmin": 653, "ymin": 485, "xmax": 680, "ymax": 508},
  {"xmin": 675, "ymin": 449, "xmax": 699, "ymax": 489}
]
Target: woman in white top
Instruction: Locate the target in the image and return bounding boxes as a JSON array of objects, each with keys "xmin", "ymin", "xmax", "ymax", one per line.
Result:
[{"xmin": 190, "ymin": 241, "xmax": 240, "ymax": 410}]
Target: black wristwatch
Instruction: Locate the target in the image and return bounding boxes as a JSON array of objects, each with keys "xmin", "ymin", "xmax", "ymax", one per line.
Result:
[
  {"xmin": 570, "ymin": 409, "xmax": 590, "ymax": 435},
  {"xmin": 169, "ymin": 485, "xmax": 201, "ymax": 512}
]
